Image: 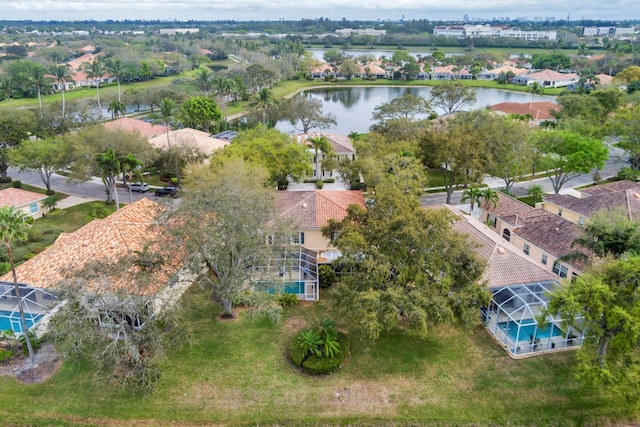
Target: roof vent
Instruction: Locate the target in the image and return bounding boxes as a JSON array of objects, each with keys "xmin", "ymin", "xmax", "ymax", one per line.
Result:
[
  {"xmin": 633, "ymin": 192, "xmax": 640, "ymax": 199},
  {"xmin": 301, "ymin": 203, "xmax": 307, "ymax": 209},
  {"xmin": 82, "ymin": 240, "xmax": 90, "ymax": 246},
  {"xmin": 497, "ymin": 246, "xmax": 506, "ymax": 254},
  {"xmin": 555, "ymin": 227, "xmax": 560, "ymax": 232}
]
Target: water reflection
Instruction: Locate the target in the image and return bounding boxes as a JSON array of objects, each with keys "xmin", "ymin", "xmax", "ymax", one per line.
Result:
[{"xmin": 277, "ymin": 86, "xmax": 555, "ymax": 135}]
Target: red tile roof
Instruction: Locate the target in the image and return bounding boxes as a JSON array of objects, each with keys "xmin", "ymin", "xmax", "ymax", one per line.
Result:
[
  {"xmin": 104, "ymin": 118, "xmax": 169, "ymax": 139},
  {"xmin": 489, "ymin": 101, "xmax": 559, "ymax": 121},
  {"xmin": 276, "ymin": 190, "xmax": 365, "ymax": 229},
  {"xmin": 298, "ymin": 133, "xmax": 355, "ymax": 154},
  {"xmin": 0, "ymin": 199, "xmax": 179, "ymax": 295},
  {"xmin": 545, "ymin": 180, "xmax": 640, "ymax": 219},
  {"xmin": 0, "ymin": 188, "xmax": 47, "ymax": 208}
]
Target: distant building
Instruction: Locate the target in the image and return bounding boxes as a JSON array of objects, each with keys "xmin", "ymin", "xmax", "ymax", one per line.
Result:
[
  {"xmin": 335, "ymin": 28, "xmax": 386, "ymax": 37},
  {"xmin": 581, "ymin": 26, "xmax": 635, "ymax": 38},
  {"xmin": 434, "ymin": 25, "xmax": 556, "ymax": 41},
  {"xmin": 158, "ymin": 28, "xmax": 199, "ymax": 35}
]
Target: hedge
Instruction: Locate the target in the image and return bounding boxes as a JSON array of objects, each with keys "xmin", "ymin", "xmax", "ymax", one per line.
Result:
[{"xmin": 289, "ymin": 342, "xmax": 307, "ymax": 367}]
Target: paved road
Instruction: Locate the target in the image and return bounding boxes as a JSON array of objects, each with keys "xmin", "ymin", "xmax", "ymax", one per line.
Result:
[
  {"xmin": 422, "ymin": 146, "xmax": 628, "ymax": 206},
  {"xmin": 7, "ymin": 168, "xmax": 172, "ymax": 205}
]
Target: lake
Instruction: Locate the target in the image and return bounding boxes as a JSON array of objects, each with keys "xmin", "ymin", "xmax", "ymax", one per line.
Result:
[{"xmin": 276, "ymin": 86, "xmax": 555, "ymax": 135}]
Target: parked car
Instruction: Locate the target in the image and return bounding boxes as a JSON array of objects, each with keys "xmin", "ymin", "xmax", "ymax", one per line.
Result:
[
  {"xmin": 127, "ymin": 182, "xmax": 150, "ymax": 193},
  {"xmin": 155, "ymin": 186, "xmax": 180, "ymax": 197}
]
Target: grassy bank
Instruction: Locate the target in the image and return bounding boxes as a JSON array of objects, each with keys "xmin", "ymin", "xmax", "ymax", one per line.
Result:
[{"xmin": 0, "ymin": 285, "xmax": 633, "ymax": 426}]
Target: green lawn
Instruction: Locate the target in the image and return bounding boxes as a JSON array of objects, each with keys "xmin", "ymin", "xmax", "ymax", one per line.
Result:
[{"xmin": 0, "ymin": 285, "xmax": 633, "ymax": 426}]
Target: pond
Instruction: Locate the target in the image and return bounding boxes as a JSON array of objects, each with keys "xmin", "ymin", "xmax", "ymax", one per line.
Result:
[{"xmin": 276, "ymin": 86, "xmax": 556, "ymax": 135}]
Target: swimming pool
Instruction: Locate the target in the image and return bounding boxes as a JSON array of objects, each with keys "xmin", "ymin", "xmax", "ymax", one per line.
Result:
[
  {"xmin": 498, "ymin": 320, "xmax": 563, "ymax": 343},
  {"xmin": 260, "ymin": 281, "xmax": 305, "ymax": 295},
  {"xmin": 0, "ymin": 310, "xmax": 43, "ymax": 334}
]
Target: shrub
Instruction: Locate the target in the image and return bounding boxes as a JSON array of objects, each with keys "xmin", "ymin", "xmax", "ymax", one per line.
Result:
[
  {"xmin": 617, "ymin": 167, "xmax": 639, "ymax": 182},
  {"xmin": 301, "ymin": 333, "xmax": 350, "ymax": 375},
  {"xmin": 23, "ymin": 252, "xmax": 36, "ymax": 260},
  {"xmin": 0, "ymin": 177, "xmax": 11, "ymax": 184},
  {"xmin": 316, "ymin": 181, "xmax": 324, "ymax": 189},
  {"xmin": 322, "ymin": 178, "xmax": 335, "ymax": 184},
  {"xmin": 0, "ymin": 349, "xmax": 15, "ymax": 363},
  {"xmin": 318, "ymin": 265, "xmax": 337, "ymax": 288},
  {"xmin": 24, "ymin": 216, "xmax": 34, "ymax": 225},
  {"xmin": 19, "ymin": 331, "xmax": 42, "ymax": 355},
  {"xmin": 303, "ymin": 178, "xmax": 318, "ymax": 184},
  {"xmin": 11, "ymin": 180, "xmax": 21, "ymax": 188},
  {"xmin": 289, "ymin": 341, "xmax": 308, "ymax": 367},
  {"xmin": 276, "ymin": 293, "xmax": 299, "ymax": 307}
]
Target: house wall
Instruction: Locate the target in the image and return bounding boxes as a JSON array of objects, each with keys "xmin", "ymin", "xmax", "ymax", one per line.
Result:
[
  {"xmin": 16, "ymin": 201, "xmax": 44, "ymax": 219},
  {"xmin": 540, "ymin": 202, "xmax": 585, "ymax": 225},
  {"xmin": 299, "ymin": 228, "xmax": 332, "ymax": 252}
]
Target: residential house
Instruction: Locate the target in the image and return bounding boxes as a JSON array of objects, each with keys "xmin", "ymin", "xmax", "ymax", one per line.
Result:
[
  {"xmin": 431, "ymin": 65, "xmax": 472, "ymax": 80},
  {"xmin": 511, "ymin": 69, "xmax": 580, "ymax": 88},
  {"xmin": 480, "ymin": 192, "xmax": 588, "ymax": 280},
  {"xmin": 477, "ymin": 64, "xmax": 529, "ymax": 81},
  {"xmin": 298, "ymin": 132, "xmax": 356, "ymax": 180},
  {"xmin": 0, "ymin": 199, "xmax": 193, "ymax": 336},
  {"xmin": 442, "ymin": 204, "xmax": 585, "ymax": 357},
  {"xmin": 104, "ymin": 117, "xmax": 168, "ymax": 139},
  {"xmin": 488, "ymin": 101, "xmax": 559, "ymax": 123},
  {"xmin": 147, "ymin": 127, "xmax": 230, "ymax": 157},
  {"xmin": 541, "ymin": 180, "xmax": 640, "ymax": 225},
  {"xmin": 0, "ymin": 188, "xmax": 48, "ymax": 219}
]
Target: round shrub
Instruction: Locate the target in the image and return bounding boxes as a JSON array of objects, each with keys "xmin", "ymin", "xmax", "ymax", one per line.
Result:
[
  {"xmin": 11, "ymin": 180, "xmax": 21, "ymax": 188},
  {"xmin": 301, "ymin": 332, "xmax": 350, "ymax": 375},
  {"xmin": 318, "ymin": 265, "xmax": 337, "ymax": 288},
  {"xmin": 276, "ymin": 293, "xmax": 299, "ymax": 307}
]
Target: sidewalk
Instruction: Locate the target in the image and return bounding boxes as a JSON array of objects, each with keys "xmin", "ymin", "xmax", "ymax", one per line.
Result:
[{"xmin": 57, "ymin": 195, "xmax": 100, "ymax": 209}]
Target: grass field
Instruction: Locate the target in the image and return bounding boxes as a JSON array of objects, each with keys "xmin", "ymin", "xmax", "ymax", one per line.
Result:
[{"xmin": 0, "ymin": 285, "xmax": 634, "ymax": 426}]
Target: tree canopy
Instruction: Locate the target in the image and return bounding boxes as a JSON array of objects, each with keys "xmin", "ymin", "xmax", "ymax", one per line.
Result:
[{"xmin": 429, "ymin": 81, "xmax": 477, "ymax": 115}]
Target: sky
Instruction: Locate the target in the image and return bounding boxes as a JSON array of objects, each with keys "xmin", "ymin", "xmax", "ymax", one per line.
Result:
[{"xmin": 2, "ymin": 0, "xmax": 638, "ymax": 22}]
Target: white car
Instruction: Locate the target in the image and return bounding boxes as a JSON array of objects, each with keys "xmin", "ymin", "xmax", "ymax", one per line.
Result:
[{"xmin": 127, "ymin": 182, "xmax": 150, "ymax": 193}]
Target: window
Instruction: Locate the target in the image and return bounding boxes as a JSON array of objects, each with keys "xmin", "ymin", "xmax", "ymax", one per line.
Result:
[
  {"xmin": 486, "ymin": 214, "xmax": 497, "ymax": 228},
  {"xmin": 541, "ymin": 254, "xmax": 548, "ymax": 265},
  {"xmin": 292, "ymin": 232, "xmax": 305, "ymax": 245},
  {"xmin": 552, "ymin": 261, "xmax": 568, "ymax": 278},
  {"xmin": 502, "ymin": 228, "xmax": 511, "ymax": 241},
  {"xmin": 578, "ymin": 216, "xmax": 585, "ymax": 225},
  {"xmin": 29, "ymin": 203, "xmax": 38, "ymax": 214},
  {"xmin": 523, "ymin": 244, "xmax": 530, "ymax": 255},
  {"xmin": 571, "ymin": 272, "xmax": 579, "ymax": 283}
]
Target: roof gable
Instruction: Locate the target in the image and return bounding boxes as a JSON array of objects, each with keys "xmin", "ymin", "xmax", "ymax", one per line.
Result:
[
  {"xmin": 276, "ymin": 190, "xmax": 365, "ymax": 229},
  {"xmin": 0, "ymin": 188, "xmax": 47, "ymax": 208}
]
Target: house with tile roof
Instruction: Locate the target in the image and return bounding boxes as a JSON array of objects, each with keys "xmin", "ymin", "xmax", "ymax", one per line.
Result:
[
  {"xmin": 477, "ymin": 64, "xmax": 530, "ymax": 81},
  {"xmin": 488, "ymin": 101, "xmax": 559, "ymax": 123},
  {"xmin": 431, "ymin": 65, "xmax": 472, "ymax": 80},
  {"xmin": 0, "ymin": 198, "xmax": 194, "ymax": 336},
  {"xmin": 0, "ymin": 188, "xmax": 48, "ymax": 219},
  {"xmin": 511, "ymin": 69, "xmax": 580, "ymax": 88},
  {"xmin": 541, "ymin": 180, "xmax": 640, "ymax": 225},
  {"xmin": 147, "ymin": 128, "xmax": 230, "ymax": 157},
  {"xmin": 297, "ymin": 133, "xmax": 356, "ymax": 183},
  {"xmin": 480, "ymin": 192, "xmax": 589, "ymax": 280},
  {"xmin": 105, "ymin": 118, "xmax": 168, "ymax": 139},
  {"xmin": 275, "ymin": 190, "xmax": 365, "ymax": 263}
]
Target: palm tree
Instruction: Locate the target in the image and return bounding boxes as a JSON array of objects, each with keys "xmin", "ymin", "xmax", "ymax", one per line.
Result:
[
  {"xmin": 249, "ymin": 88, "xmax": 276, "ymax": 125},
  {"xmin": 0, "ymin": 207, "xmax": 35, "ymax": 365},
  {"xmin": 528, "ymin": 82, "xmax": 543, "ymax": 108},
  {"xmin": 348, "ymin": 131, "xmax": 360, "ymax": 142},
  {"xmin": 213, "ymin": 76, "xmax": 235, "ymax": 120},
  {"xmin": 27, "ymin": 64, "xmax": 51, "ymax": 113},
  {"xmin": 194, "ymin": 68, "xmax": 213, "ymax": 95},
  {"xmin": 461, "ymin": 187, "xmax": 483, "ymax": 214},
  {"xmin": 119, "ymin": 153, "xmax": 143, "ymax": 203},
  {"xmin": 306, "ymin": 135, "xmax": 332, "ymax": 181},
  {"xmin": 527, "ymin": 184, "xmax": 545, "ymax": 205},
  {"xmin": 84, "ymin": 57, "xmax": 106, "ymax": 119},
  {"xmin": 480, "ymin": 188, "xmax": 499, "ymax": 210},
  {"xmin": 95, "ymin": 148, "xmax": 121, "ymax": 210},
  {"xmin": 1, "ymin": 76, "xmax": 12, "ymax": 103},
  {"xmin": 51, "ymin": 64, "xmax": 73, "ymax": 116},
  {"xmin": 107, "ymin": 100, "xmax": 127, "ymax": 119},
  {"xmin": 157, "ymin": 97, "xmax": 177, "ymax": 148},
  {"xmin": 106, "ymin": 57, "xmax": 124, "ymax": 102}
]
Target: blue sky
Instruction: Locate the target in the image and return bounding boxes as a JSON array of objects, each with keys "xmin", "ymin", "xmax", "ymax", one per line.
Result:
[{"xmin": 3, "ymin": 0, "xmax": 638, "ymax": 22}]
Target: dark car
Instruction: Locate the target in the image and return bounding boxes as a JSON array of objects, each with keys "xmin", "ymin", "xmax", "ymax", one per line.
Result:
[
  {"xmin": 127, "ymin": 182, "xmax": 150, "ymax": 193},
  {"xmin": 155, "ymin": 186, "xmax": 180, "ymax": 197}
]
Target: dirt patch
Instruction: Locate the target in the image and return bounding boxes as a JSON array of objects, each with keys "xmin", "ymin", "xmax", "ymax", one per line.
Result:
[
  {"xmin": 283, "ymin": 316, "xmax": 307, "ymax": 332},
  {"xmin": 0, "ymin": 342, "xmax": 63, "ymax": 384}
]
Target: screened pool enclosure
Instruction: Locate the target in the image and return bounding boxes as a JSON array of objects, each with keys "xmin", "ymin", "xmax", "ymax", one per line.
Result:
[
  {"xmin": 0, "ymin": 281, "xmax": 58, "ymax": 336},
  {"xmin": 482, "ymin": 281, "xmax": 585, "ymax": 357}
]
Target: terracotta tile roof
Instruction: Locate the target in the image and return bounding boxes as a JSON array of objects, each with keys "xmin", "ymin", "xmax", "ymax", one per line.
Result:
[
  {"xmin": 485, "ymin": 64, "xmax": 530, "ymax": 75},
  {"xmin": 0, "ymin": 188, "xmax": 47, "ymax": 208},
  {"xmin": 594, "ymin": 73, "xmax": 614, "ymax": 86},
  {"xmin": 276, "ymin": 190, "xmax": 365, "ymax": 229},
  {"xmin": 0, "ymin": 199, "xmax": 179, "ymax": 295},
  {"xmin": 526, "ymin": 69, "xmax": 580, "ymax": 81},
  {"xmin": 513, "ymin": 210, "xmax": 588, "ymax": 266},
  {"xmin": 104, "ymin": 118, "xmax": 168, "ymax": 139},
  {"xmin": 446, "ymin": 206, "xmax": 557, "ymax": 288},
  {"xmin": 66, "ymin": 53, "xmax": 98, "ymax": 70},
  {"xmin": 483, "ymin": 192, "xmax": 533, "ymax": 220},
  {"xmin": 298, "ymin": 133, "xmax": 355, "ymax": 154},
  {"xmin": 488, "ymin": 101, "xmax": 559, "ymax": 121},
  {"xmin": 147, "ymin": 127, "xmax": 229, "ymax": 156},
  {"xmin": 544, "ymin": 181, "xmax": 640, "ymax": 219}
]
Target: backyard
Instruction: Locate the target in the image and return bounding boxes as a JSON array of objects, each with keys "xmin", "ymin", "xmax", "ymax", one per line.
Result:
[{"xmin": 0, "ymin": 285, "xmax": 632, "ymax": 426}]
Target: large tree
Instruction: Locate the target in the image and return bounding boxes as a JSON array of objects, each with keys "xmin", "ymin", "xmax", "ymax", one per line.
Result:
[
  {"xmin": 371, "ymin": 93, "xmax": 433, "ymax": 130},
  {"xmin": 0, "ymin": 207, "xmax": 36, "ymax": 364},
  {"xmin": 0, "ymin": 109, "xmax": 30, "ymax": 180},
  {"xmin": 215, "ymin": 125, "xmax": 311, "ymax": 189},
  {"xmin": 608, "ymin": 104, "xmax": 640, "ymax": 170},
  {"xmin": 9, "ymin": 138, "xmax": 76, "ymax": 194},
  {"xmin": 95, "ymin": 148, "xmax": 121, "ymax": 209},
  {"xmin": 179, "ymin": 96, "xmax": 221, "ymax": 132},
  {"xmin": 283, "ymin": 95, "xmax": 336, "ymax": 134},
  {"xmin": 533, "ymin": 129, "xmax": 608, "ymax": 193},
  {"xmin": 323, "ymin": 156, "xmax": 489, "ymax": 340},
  {"xmin": 547, "ymin": 255, "xmax": 640, "ymax": 402},
  {"xmin": 173, "ymin": 160, "xmax": 279, "ymax": 317},
  {"xmin": 420, "ymin": 110, "xmax": 493, "ymax": 204},
  {"xmin": 573, "ymin": 207, "xmax": 640, "ymax": 259},
  {"xmin": 430, "ymin": 81, "xmax": 477, "ymax": 115},
  {"xmin": 83, "ymin": 56, "xmax": 106, "ymax": 119}
]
